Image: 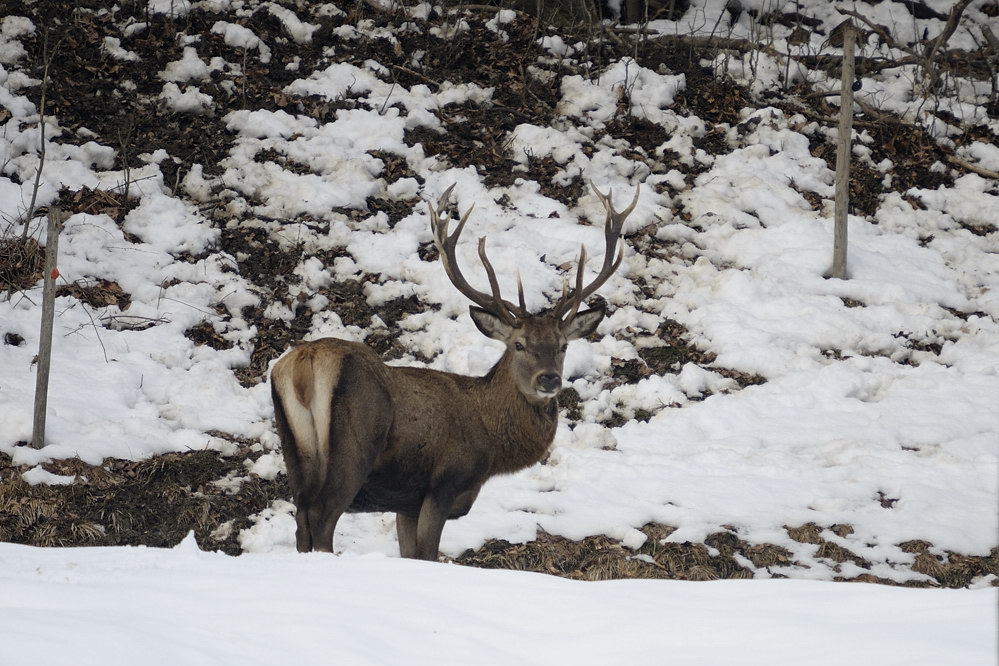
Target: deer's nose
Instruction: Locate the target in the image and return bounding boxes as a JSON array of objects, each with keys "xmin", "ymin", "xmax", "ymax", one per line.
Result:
[{"xmin": 537, "ymin": 373, "xmax": 561, "ymax": 393}]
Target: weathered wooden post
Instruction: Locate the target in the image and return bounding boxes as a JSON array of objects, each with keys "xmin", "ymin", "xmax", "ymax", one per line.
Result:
[
  {"xmin": 830, "ymin": 22, "xmax": 856, "ymax": 280},
  {"xmin": 31, "ymin": 207, "xmax": 65, "ymax": 449}
]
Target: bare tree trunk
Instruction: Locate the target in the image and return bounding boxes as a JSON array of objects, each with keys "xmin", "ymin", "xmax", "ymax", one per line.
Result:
[
  {"xmin": 829, "ymin": 23, "xmax": 855, "ymax": 280},
  {"xmin": 625, "ymin": 0, "xmax": 642, "ymax": 24},
  {"xmin": 31, "ymin": 208, "xmax": 64, "ymax": 449}
]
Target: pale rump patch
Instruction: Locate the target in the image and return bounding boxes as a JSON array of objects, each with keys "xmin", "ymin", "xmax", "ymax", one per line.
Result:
[{"xmin": 273, "ymin": 349, "xmax": 344, "ymax": 478}]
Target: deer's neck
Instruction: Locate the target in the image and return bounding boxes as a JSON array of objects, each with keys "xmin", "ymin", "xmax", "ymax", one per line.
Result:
[{"xmin": 477, "ymin": 355, "xmax": 559, "ymax": 475}]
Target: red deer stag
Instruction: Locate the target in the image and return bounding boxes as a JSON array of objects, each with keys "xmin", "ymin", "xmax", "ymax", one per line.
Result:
[{"xmin": 270, "ymin": 183, "xmax": 639, "ymax": 560}]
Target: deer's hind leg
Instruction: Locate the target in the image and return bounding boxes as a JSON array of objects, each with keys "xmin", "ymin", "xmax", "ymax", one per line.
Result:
[
  {"xmin": 396, "ymin": 514, "xmax": 418, "ymax": 559},
  {"xmin": 310, "ymin": 352, "xmax": 394, "ymax": 553},
  {"xmin": 271, "ymin": 380, "xmax": 319, "ymax": 553}
]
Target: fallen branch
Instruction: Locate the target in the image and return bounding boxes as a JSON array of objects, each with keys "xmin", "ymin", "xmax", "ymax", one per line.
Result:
[
  {"xmin": 391, "ymin": 64, "xmax": 441, "ymax": 89},
  {"xmin": 945, "ymin": 154, "xmax": 999, "ymax": 181},
  {"xmin": 836, "ymin": 7, "xmax": 914, "ymax": 56},
  {"xmin": 923, "ymin": 0, "xmax": 974, "ymax": 65}
]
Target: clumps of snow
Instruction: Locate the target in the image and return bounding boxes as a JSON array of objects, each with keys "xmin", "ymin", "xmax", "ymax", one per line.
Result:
[
  {"xmin": 285, "ymin": 61, "xmax": 493, "ymax": 132},
  {"xmin": 956, "ymin": 141, "xmax": 999, "ymax": 172},
  {"xmin": 212, "ymin": 21, "xmax": 272, "ymax": 63},
  {"xmin": 558, "ymin": 59, "xmax": 684, "ymax": 127},
  {"xmin": 565, "ymin": 421, "xmax": 619, "ymax": 451},
  {"xmin": 237, "ymin": 499, "xmax": 296, "ymax": 552},
  {"xmin": 101, "ymin": 36, "xmax": 140, "ymax": 63},
  {"xmin": 909, "ymin": 173, "xmax": 999, "ymax": 233},
  {"xmin": 122, "ymin": 192, "xmax": 218, "ymax": 256},
  {"xmin": 159, "ymin": 46, "xmax": 223, "ymax": 82},
  {"xmin": 246, "ymin": 450, "xmax": 284, "ymax": 481},
  {"xmin": 510, "ymin": 123, "xmax": 587, "ymax": 168},
  {"xmin": 224, "ymin": 108, "xmax": 314, "ymax": 139},
  {"xmin": 0, "ymin": 15, "xmax": 33, "ymax": 64},
  {"xmin": 21, "ymin": 466, "xmax": 76, "ymax": 486},
  {"xmin": 158, "ymin": 82, "xmax": 214, "ymax": 115},
  {"xmin": 537, "ymin": 34, "xmax": 575, "ymax": 59},
  {"xmin": 484, "ymin": 9, "xmax": 517, "ymax": 40},
  {"xmin": 147, "ymin": 0, "xmax": 191, "ymax": 16},
  {"xmin": 264, "ymin": 2, "xmax": 320, "ymax": 43}
]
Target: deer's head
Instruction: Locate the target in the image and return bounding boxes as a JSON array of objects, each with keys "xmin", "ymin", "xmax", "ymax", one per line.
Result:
[{"xmin": 429, "ymin": 184, "xmax": 639, "ymax": 404}]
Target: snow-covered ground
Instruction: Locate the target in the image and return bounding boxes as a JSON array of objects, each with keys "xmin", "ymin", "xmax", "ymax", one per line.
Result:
[
  {"xmin": 1, "ymin": 0, "xmax": 997, "ymax": 659},
  {"xmin": 1, "ymin": 535, "xmax": 995, "ymax": 665}
]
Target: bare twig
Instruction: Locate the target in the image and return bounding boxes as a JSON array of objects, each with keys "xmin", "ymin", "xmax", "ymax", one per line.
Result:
[
  {"xmin": 23, "ymin": 31, "xmax": 59, "ymax": 239},
  {"xmin": 919, "ymin": 0, "xmax": 974, "ymax": 92},
  {"xmin": 99, "ymin": 314, "xmax": 169, "ymax": 329},
  {"xmin": 66, "ymin": 294, "xmax": 110, "ymax": 363},
  {"xmin": 983, "ymin": 24, "xmax": 999, "ymax": 104},
  {"xmin": 835, "ymin": 7, "xmax": 912, "ymax": 55},
  {"xmin": 983, "ymin": 25, "xmax": 999, "ymax": 57},
  {"xmin": 391, "ymin": 64, "xmax": 440, "ymax": 89},
  {"xmin": 923, "ymin": 0, "xmax": 974, "ymax": 64}
]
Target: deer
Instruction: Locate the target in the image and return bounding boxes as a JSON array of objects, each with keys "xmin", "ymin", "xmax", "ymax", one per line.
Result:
[{"xmin": 270, "ymin": 183, "xmax": 639, "ymax": 560}]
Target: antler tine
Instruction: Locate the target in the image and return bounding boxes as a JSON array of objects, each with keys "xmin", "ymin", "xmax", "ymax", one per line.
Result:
[
  {"xmin": 559, "ymin": 244, "xmax": 587, "ymax": 323},
  {"xmin": 428, "ymin": 185, "xmax": 521, "ymax": 325},
  {"xmin": 516, "ymin": 270, "xmax": 526, "ymax": 313},
  {"xmin": 554, "ymin": 183, "xmax": 639, "ymax": 321},
  {"xmin": 476, "ymin": 237, "xmax": 524, "ymax": 322}
]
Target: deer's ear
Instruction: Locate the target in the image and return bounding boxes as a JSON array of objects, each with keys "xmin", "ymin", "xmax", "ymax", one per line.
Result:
[
  {"xmin": 562, "ymin": 305, "xmax": 605, "ymax": 341},
  {"xmin": 469, "ymin": 306, "xmax": 515, "ymax": 341}
]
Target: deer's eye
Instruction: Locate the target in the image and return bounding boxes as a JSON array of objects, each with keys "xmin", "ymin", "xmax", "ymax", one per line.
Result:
[
  {"xmin": 560, "ymin": 344, "xmax": 568, "ymax": 353},
  {"xmin": 514, "ymin": 342, "xmax": 525, "ymax": 352}
]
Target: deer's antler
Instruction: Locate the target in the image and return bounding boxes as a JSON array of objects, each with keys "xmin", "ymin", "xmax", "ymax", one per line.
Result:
[
  {"xmin": 553, "ymin": 183, "xmax": 639, "ymax": 323},
  {"xmin": 428, "ymin": 184, "xmax": 526, "ymax": 327}
]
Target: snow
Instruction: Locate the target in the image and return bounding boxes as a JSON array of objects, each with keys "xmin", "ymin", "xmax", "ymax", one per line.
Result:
[
  {"xmin": 0, "ymin": 536, "xmax": 994, "ymax": 666},
  {"xmin": 0, "ymin": 0, "xmax": 996, "ymax": 660}
]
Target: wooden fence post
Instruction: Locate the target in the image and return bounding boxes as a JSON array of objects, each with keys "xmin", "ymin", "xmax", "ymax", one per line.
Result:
[
  {"xmin": 31, "ymin": 207, "xmax": 65, "ymax": 449},
  {"xmin": 829, "ymin": 22, "xmax": 856, "ymax": 280}
]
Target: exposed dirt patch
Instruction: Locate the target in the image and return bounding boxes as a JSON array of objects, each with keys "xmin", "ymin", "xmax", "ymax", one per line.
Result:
[
  {"xmin": 456, "ymin": 524, "xmax": 755, "ymax": 581},
  {"xmin": 56, "ymin": 279, "xmax": 131, "ymax": 311},
  {"xmin": 0, "ymin": 237, "xmax": 44, "ymax": 294},
  {"xmin": 455, "ymin": 523, "xmax": 998, "ymax": 586},
  {"xmin": 0, "ymin": 449, "xmax": 286, "ymax": 555},
  {"xmin": 4, "ymin": 443, "xmax": 994, "ymax": 586}
]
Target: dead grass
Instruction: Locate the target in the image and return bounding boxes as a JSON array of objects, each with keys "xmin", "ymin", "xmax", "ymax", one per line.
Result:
[
  {"xmin": 453, "ymin": 522, "xmax": 997, "ymax": 587},
  {"xmin": 0, "ymin": 449, "xmax": 286, "ymax": 554},
  {"xmin": 0, "ymin": 236, "xmax": 44, "ymax": 294},
  {"xmin": 1, "ymin": 451, "xmax": 995, "ymax": 587}
]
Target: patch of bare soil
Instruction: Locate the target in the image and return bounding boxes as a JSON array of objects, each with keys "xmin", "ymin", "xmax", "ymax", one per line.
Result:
[
  {"xmin": 0, "ymin": 237, "xmax": 44, "ymax": 294},
  {"xmin": 0, "ymin": 448, "xmax": 284, "ymax": 555},
  {"xmin": 2, "ymin": 450, "xmax": 995, "ymax": 588},
  {"xmin": 455, "ymin": 523, "xmax": 999, "ymax": 587}
]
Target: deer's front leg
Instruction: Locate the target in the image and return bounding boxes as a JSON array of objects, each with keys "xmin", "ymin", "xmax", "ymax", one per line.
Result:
[
  {"xmin": 413, "ymin": 487, "xmax": 459, "ymax": 561},
  {"xmin": 449, "ymin": 485, "xmax": 482, "ymax": 519}
]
